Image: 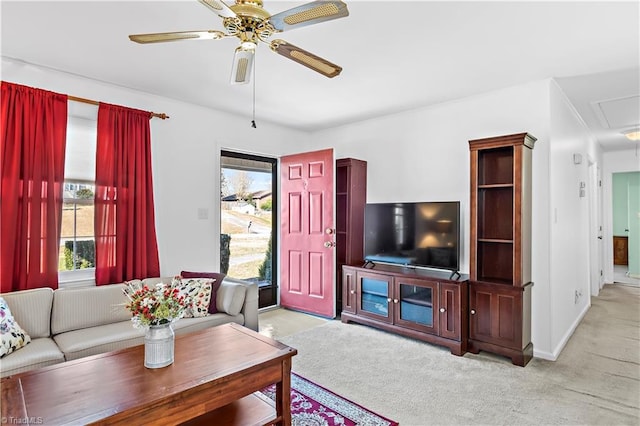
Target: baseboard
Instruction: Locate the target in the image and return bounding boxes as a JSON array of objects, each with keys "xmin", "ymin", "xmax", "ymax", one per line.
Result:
[
  {"xmin": 258, "ymin": 304, "xmax": 282, "ymax": 313},
  {"xmin": 532, "ymin": 348, "xmax": 555, "ymax": 361},
  {"xmin": 534, "ymin": 302, "xmax": 591, "ymax": 361}
]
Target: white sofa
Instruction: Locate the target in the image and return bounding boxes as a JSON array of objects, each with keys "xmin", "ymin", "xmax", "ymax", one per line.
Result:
[{"xmin": 0, "ymin": 276, "xmax": 258, "ymax": 378}]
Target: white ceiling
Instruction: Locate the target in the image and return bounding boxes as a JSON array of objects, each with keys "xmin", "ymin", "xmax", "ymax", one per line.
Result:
[{"xmin": 2, "ymin": 1, "xmax": 639, "ymax": 151}]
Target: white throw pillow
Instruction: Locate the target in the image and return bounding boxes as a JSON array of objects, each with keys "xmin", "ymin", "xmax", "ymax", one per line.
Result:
[
  {"xmin": 0, "ymin": 297, "xmax": 31, "ymax": 357},
  {"xmin": 217, "ymin": 282, "xmax": 247, "ymax": 316}
]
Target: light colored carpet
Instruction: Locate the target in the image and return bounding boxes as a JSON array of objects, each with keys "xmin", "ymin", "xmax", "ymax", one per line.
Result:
[{"xmin": 277, "ymin": 284, "xmax": 640, "ymax": 425}]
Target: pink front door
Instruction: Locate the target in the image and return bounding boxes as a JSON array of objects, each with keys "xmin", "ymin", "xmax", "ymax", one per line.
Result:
[{"xmin": 280, "ymin": 149, "xmax": 335, "ymax": 318}]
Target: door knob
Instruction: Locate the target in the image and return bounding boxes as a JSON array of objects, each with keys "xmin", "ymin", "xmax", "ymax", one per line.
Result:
[
  {"xmin": 440, "ymin": 307, "xmax": 446, "ymax": 313},
  {"xmin": 471, "ymin": 309, "xmax": 476, "ymax": 315},
  {"xmin": 325, "ymin": 228, "xmax": 335, "ymax": 235},
  {"xmin": 324, "ymin": 241, "xmax": 335, "ymax": 248}
]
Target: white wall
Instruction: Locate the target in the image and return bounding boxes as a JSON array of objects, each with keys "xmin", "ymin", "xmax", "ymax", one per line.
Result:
[
  {"xmin": 1, "ymin": 58, "xmax": 307, "ymax": 277},
  {"xmin": 602, "ymin": 148, "xmax": 640, "ymax": 283},
  {"xmin": 309, "ymin": 80, "xmax": 558, "ymax": 357},
  {"xmin": 547, "ymin": 81, "xmax": 602, "ymax": 359}
]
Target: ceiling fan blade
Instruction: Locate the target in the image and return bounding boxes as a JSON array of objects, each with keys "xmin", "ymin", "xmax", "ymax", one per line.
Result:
[
  {"xmin": 197, "ymin": 0, "xmax": 237, "ymax": 18},
  {"xmin": 230, "ymin": 47, "xmax": 255, "ymax": 84},
  {"xmin": 268, "ymin": 0, "xmax": 348, "ymax": 32},
  {"xmin": 129, "ymin": 30, "xmax": 225, "ymax": 44},
  {"xmin": 270, "ymin": 40, "xmax": 342, "ymax": 78}
]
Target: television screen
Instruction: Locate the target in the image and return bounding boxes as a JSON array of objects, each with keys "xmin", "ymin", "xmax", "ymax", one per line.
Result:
[{"xmin": 364, "ymin": 201, "xmax": 460, "ymax": 271}]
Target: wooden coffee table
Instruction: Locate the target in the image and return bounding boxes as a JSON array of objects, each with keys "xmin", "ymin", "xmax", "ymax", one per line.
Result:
[{"xmin": 1, "ymin": 323, "xmax": 297, "ymax": 425}]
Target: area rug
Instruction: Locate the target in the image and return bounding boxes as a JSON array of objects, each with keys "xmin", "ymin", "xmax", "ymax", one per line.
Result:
[{"xmin": 260, "ymin": 372, "xmax": 398, "ymax": 426}]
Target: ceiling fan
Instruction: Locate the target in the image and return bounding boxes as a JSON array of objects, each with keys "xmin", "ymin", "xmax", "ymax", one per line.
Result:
[{"xmin": 129, "ymin": 0, "xmax": 349, "ymax": 84}]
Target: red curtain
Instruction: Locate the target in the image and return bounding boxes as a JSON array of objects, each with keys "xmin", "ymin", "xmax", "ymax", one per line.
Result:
[
  {"xmin": 95, "ymin": 103, "xmax": 160, "ymax": 285},
  {"xmin": 0, "ymin": 82, "xmax": 68, "ymax": 292}
]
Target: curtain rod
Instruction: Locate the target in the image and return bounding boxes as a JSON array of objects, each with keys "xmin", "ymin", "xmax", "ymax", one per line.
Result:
[{"xmin": 67, "ymin": 95, "xmax": 169, "ymax": 120}]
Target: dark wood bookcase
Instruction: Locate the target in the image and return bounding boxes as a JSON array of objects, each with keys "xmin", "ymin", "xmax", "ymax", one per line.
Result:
[
  {"xmin": 468, "ymin": 133, "xmax": 536, "ymax": 366},
  {"xmin": 335, "ymin": 158, "xmax": 367, "ymax": 313}
]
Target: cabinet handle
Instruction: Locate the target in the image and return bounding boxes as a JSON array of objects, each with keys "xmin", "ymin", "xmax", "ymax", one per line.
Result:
[
  {"xmin": 471, "ymin": 309, "xmax": 476, "ymax": 315},
  {"xmin": 350, "ymin": 290, "xmax": 356, "ymax": 295},
  {"xmin": 393, "ymin": 299, "xmax": 399, "ymax": 303},
  {"xmin": 387, "ymin": 298, "xmax": 392, "ymax": 302},
  {"xmin": 440, "ymin": 307, "xmax": 446, "ymax": 313}
]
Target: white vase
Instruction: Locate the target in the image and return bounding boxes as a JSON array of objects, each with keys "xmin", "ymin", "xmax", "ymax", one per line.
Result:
[{"xmin": 144, "ymin": 323, "xmax": 175, "ymax": 369}]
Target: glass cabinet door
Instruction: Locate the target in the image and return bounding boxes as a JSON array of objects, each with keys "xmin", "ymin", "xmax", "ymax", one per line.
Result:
[
  {"xmin": 395, "ymin": 278, "xmax": 438, "ymax": 334},
  {"xmin": 356, "ymin": 272, "xmax": 392, "ymax": 323}
]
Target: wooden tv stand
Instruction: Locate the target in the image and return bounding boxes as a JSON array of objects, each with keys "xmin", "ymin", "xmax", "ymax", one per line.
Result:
[{"xmin": 341, "ymin": 264, "xmax": 469, "ymax": 355}]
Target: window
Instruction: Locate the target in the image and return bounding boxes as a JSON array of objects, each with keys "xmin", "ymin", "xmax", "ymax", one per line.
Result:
[
  {"xmin": 59, "ymin": 108, "xmax": 97, "ymax": 284},
  {"xmin": 60, "ymin": 181, "xmax": 95, "ymax": 271}
]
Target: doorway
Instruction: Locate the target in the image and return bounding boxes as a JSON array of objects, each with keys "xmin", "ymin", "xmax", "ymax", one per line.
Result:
[
  {"xmin": 220, "ymin": 150, "xmax": 278, "ymax": 308},
  {"xmin": 611, "ymin": 171, "xmax": 640, "ymax": 287},
  {"xmin": 588, "ymin": 159, "xmax": 604, "ymax": 296}
]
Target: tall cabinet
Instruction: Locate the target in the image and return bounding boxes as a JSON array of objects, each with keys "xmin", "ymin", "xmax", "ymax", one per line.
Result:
[
  {"xmin": 468, "ymin": 133, "xmax": 536, "ymax": 366},
  {"xmin": 335, "ymin": 158, "xmax": 367, "ymax": 313}
]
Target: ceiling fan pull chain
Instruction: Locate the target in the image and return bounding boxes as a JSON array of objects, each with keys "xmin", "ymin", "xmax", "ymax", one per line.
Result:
[{"xmin": 251, "ymin": 49, "xmax": 257, "ymax": 129}]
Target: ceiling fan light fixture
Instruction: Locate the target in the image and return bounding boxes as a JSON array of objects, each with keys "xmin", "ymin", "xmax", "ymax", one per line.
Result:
[
  {"xmin": 622, "ymin": 129, "xmax": 640, "ymax": 141},
  {"xmin": 241, "ymin": 41, "xmax": 257, "ymax": 50}
]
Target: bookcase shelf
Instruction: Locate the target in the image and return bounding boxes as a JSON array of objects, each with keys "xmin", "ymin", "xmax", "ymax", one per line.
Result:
[
  {"xmin": 335, "ymin": 158, "xmax": 367, "ymax": 314},
  {"xmin": 469, "ymin": 133, "xmax": 535, "ymax": 367}
]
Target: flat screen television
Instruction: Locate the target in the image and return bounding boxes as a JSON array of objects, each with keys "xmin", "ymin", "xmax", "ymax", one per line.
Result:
[{"xmin": 364, "ymin": 201, "xmax": 460, "ymax": 272}]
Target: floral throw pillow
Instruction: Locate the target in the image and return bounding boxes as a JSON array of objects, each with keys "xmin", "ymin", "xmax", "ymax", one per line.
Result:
[
  {"xmin": 0, "ymin": 297, "xmax": 31, "ymax": 357},
  {"xmin": 180, "ymin": 271, "xmax": 225, "ymax": 314},
  {"xmin": 180, "ymin": 278, "xmax": 214, "ymax": 318}
]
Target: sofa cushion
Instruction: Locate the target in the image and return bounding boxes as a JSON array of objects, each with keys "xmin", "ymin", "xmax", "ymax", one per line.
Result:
[
  {"xmin": 1, "ymin": 287, "xmax": 54, "ymax": 338},
  {"xmin": 1, "ymin": 297, "xmax": 31, "ymax": 357},
  {"xmin": 173, "ymin": 313, "xmax": 244, "ymax": 336},
  {"xmin": 217, "ymin": 280, "xmax": 247, "ymax": 316},
  {"xmin": 180, "ymin": 271, "xmax": 225, "ymax": 314},
  {"xmin": 0, "ymin": 337, "xmax": 64, "ymax": 378},
  {"xmin": 180, "ymin": 278, "xmax": 213, "ymax": 318},
  {"xmin": 51, "ymin": 284, "xmax": 131, "ymax": 335},
  {"xmin": 53, "ymin": 321, "xmax": 145, "ymax": 361}
]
